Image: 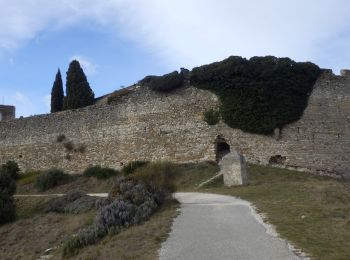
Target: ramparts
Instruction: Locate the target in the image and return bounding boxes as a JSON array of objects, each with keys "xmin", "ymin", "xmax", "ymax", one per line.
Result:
[{"xmin": 0, "ymin": 70, "xmax": 349, "ymax": 177}]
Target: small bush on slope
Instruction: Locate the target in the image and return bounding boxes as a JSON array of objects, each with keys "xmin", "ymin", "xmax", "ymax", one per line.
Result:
[
  {"xmin": 122, "ymin": 161, "xmax": 149, "ymax": 175},
  {"xmin": 34, "ymin": 169, "xmax": 72, "ymax": 192},
  {"xmin": 0, "ymin": 168, "xmax": 16, "ymax": 224},
  {"xmin": 45, "ymin": 191, "xmax": 107, "ymax": 214},
  {"xmin": 129, "ymin": 162, "xmax": 176, "ymax": 200},
  {"xmin": 63, "ymin": 178, "xmax": 160, "ymax": 256},
  {"xmin": 1, "ymin": 161, "xmax": 20, "ymax": 180},
  {"xmin": 63, "ymin": 163, "xmax": 176, "ymax": 256}
]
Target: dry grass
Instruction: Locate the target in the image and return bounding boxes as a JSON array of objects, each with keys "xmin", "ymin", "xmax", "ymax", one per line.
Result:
[
  {"xmin": 198, "ymin": 165, "xmax": 350, "ymax": 260},
  {"xmin": 171, "ymin": 162, "xmax": 220, "ymax": 190},
  {"xmin": 9, "ymin": 162, "xmax": 349, "ymax": 259},
  {"xmin": 16, "ymin": 175, "xmax": 115, "ymax": 195},
  {"xmin": 3, "ymin": 184, "xmax": 179, "ymax": 259},
  {"xmin": 0, "ymin": 197, "xmax": 95, "ymax": 260}
]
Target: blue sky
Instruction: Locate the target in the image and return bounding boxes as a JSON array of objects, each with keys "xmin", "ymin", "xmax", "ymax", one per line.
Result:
[{"xmin": 0, "ymin": 0, "xmax": 350, "ymax": 117}]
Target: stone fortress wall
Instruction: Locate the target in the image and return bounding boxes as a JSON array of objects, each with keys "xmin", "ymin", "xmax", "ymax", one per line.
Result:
[{"xmin": 0, "ymin": 70, "xmax": 349, "ymax": 177}]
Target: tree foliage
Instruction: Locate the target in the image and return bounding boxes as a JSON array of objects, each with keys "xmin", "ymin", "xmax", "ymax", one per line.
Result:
[
  {"xmin": 0, "ymin": 166, "xmax": 16, "ymax": 224},
  {"xmin": 63, "ymin": 60, "xmax": 95, "ymax": 110},
  {"xmin": 190, "ymin": 56, "xmax": 322, "ymax": 134},
  {"xmin": 139, "ymin": 71, "xmax": 185, "ymax": 92},
  {"xmin": 51, "ymin": 69, "xmax": 64, "ymax": 113}
]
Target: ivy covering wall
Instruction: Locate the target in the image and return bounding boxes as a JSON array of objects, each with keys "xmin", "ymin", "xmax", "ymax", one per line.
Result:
[{"xmin": 190, "ymin": 56, "xmax": 322, "ymax": 135}]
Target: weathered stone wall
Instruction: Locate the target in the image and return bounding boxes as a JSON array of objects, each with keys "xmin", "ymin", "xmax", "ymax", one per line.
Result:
[
  {"xmin": 0, "ymin": 86, "xmax": 218, "ymax": 173},
  {"xmin": 0, "ymin": 70, "xmax": 349, "ymax": 177}
]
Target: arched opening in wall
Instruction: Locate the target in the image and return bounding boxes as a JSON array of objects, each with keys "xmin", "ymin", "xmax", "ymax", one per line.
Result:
[{"xmin": 215, "ymin": 135, "xmax": 230, "ymax": 162}]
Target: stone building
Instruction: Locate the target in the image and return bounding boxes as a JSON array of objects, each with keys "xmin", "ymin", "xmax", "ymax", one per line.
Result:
[{"xmin": 0, "ymin": 105, "xmax": 15, "ymax": 122}]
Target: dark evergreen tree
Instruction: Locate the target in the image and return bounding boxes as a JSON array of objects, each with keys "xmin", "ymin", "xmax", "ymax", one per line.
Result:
[
  {"xmin": 50, "ymin": 69, "xmax": 64, "ymax": 113},
  {"xmin": 63, "ymin": 60, "xmax": 95, "ymax": 110},
  {"xmin": 0, "ymin": 167, "xmax": 16, "ymax": 224}
]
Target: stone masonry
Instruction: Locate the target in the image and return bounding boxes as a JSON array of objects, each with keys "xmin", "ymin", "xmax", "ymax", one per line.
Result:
[
  {"xmin": 219, "ymin": 151, "xmax": 249, "ymax": 186},
  {"xmin": 0, "ymin": 105, "xmax": 15, "ymax": 121},
  {"xmin": 0, "ymin": 70, "xmax": 349, "ymax": 178}
]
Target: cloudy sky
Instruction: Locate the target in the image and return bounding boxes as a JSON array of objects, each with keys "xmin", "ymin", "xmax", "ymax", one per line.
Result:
[{"xmin": 0, "ymin": 0, "xmax": 349, "ymax": 117}]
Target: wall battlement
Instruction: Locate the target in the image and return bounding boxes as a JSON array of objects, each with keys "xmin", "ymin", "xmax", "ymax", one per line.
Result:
[{"xmin": 0, "ymin": 71, "xmax": 349, "ymax": 178}]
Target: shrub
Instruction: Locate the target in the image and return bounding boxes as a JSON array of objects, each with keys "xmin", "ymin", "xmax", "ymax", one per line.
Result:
[
  {"xmin": 0, "ymin": 169, "xmax": 16, "ymax": 195},
  {"xmin": 139, "ymin": 71, "xmax": 184, "ymax": 92},
  {"xmin": 34, "ymin": 169, "xmax": 71, "ymax": 192},
  {"xmin": 56, "ymin": 134, "xmax": 66, "ymax": 142},
  {"xmin": 63, "ymin": 178, "xmax": 160, "ymax": 256},
  {"xmin": 63, "ymin": 141, "xmax": 74, "ymax": 151},
  {"xmin": 1, "ymin": 160, "xmax": 20, "ymax": 180},
  {"xmin": 129, "ymin": 162, "xmax": 176, "ymax": 198},
  {"xmin": 0, "ymin": 169, "xmax": 16, "ymax": 225},
  {"xmin": 203, "ymin": 109, "xmax": 220, "ymax": 125},
  {"xmin": 83, "ymin": 166, "xmax": 120, "ymax": 179},
  {"xmin": 0, "ymin": 193, "xmax": 16, "ymax": 225},
  {"xmin": 122, "ymin": 161, "xmax": 149, "ymax": 175},
  {"xmin": 191, "ymin": 56, "xmax": 322, "ymax": 135},
  {"xmin": 45, "ymin": 191, "xmax": 107, "ymax": 214}
]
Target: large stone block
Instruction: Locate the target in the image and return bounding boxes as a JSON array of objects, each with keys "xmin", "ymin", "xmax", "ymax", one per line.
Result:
[{"xmin": 219, "ymin": 151, "xmax": 249, "ymax": 187}]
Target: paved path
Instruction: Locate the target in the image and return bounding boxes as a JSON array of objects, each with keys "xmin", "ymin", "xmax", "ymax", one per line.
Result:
[{"xmin": 159, "ymin": 192, "xmax": 302, "ymax": 260}]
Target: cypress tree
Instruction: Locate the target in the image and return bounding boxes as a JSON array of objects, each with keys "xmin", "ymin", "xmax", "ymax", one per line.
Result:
[
  {"xmin": 63, "ymin": 60, "xmax": 95, "ymax": 110},
  {"xmin": 50, "ymin": 69, "xmax": 64, "ymax": 113}
]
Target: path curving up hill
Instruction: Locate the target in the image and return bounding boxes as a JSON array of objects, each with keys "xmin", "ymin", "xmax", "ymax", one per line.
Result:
[{"xmin": 159, "ymin": 192, "xmax": 303, "ymax": 260}]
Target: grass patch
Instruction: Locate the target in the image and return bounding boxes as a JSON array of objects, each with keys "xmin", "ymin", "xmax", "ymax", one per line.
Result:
[
  {"xmin": 83, "ymin": 166, "xmax": 120, "ymax": 179},
  {"xmin": 199, "ymin": 165, "xmax": 350, "ymax": 260},
  {"xmin": 172, "ymin": 162, "xmax": 220, "ymax": 190},
  {"xmin": 17, "ymin": 171, "xmax": 41, "ymax": 186},
  {"xmin": 15, "ymin": 196, "xmax": 52, "ymax": 219}
]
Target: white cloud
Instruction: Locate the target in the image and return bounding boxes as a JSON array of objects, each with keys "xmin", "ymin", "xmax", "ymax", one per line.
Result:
[
  {"xmin": 70, "ymin": 55, "xmax": 97, "ymax": 75},
  {"xmin": 43, "ymin": 95, "xmax": 51, "ymax": 110},
  {"xmin": 13, "ymin": 91, "xmax": 31, "ymax": 106},
  {"xmin": 0, "ymin": 0, "xmax": 350, "ymax": 71}
]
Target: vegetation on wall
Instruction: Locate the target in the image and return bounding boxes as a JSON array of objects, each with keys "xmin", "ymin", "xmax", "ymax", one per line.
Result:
[
  {"xmin": 191, "ymin": 56, "xmax": 322, "ymax": 134},
  {"xmin": 203, "ymin": 108, "xmax": 220, "ymax": 125},
  {"xmin": 139, "ymin": 71, "xmax": 185, "ymax": 92},
  {"xmin": 63, "ymin": 60, "xmax": 95, "ymax": 110},
  {"xmin": 50, "ymin": 69, "xmax": 64, "ymax": 113}
]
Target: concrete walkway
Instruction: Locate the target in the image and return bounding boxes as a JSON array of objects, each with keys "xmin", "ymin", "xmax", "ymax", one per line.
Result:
[{"xmin": 159, "ymin": 192, "xmax": 302, "ymax": 260}]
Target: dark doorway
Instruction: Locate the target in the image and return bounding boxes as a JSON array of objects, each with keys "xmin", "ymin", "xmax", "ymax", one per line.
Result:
[{"xmin": 215, "ymin": 136, "xmax": 230, "ymax": 162}]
